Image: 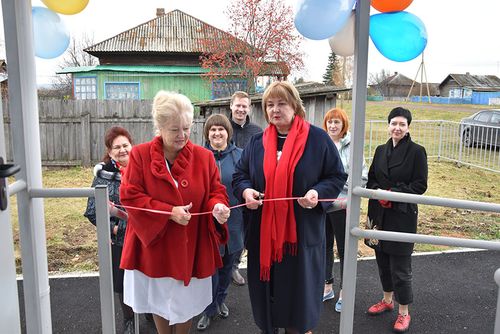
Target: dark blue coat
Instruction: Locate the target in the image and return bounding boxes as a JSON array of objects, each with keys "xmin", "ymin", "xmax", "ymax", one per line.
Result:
[
  {"xmin": 232, "ymin": 124, "xmax": 347, "ymax": 333},
  {"xmin": 206, "ymin": 142, "xmax": 244, "ymax": 255}
]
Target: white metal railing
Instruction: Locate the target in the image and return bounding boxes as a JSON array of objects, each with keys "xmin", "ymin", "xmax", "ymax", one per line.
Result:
[
  {"xmin": 25, "ymin": 186, "xmax": 118, "ymax": 334},
  {"xmin": 366, "ymin": 120, "xmax": 500, "ymax": 173},
  {"xmin": 340, "ymin": 187, "xmax": 500, "ymax": 333}
]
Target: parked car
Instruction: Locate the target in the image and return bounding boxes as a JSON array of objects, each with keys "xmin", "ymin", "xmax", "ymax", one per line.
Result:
[{"xmin": 459, "ymin": 109, "xmax": 500, "ymax": 147}]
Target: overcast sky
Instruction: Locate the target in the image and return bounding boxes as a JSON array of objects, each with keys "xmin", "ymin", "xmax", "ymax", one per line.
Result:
[{"xmin": 2, "ymin": 0, "xmax": 500, "ymax": 85}]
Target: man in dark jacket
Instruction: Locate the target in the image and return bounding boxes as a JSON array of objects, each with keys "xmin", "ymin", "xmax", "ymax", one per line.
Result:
[
  {"xmin": 229, "ymin": 91, "xmax": 263, "ymax": 286},
  {"xmin": 230, "ymin": 91, "xmax": 263, "ymax": 149}
]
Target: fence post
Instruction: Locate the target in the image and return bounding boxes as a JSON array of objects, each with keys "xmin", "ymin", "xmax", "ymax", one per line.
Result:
[
  {"xmin": 458, "ymin": 123, "xmax": 464, "ymax": 167},
  {"xmin": 438, "ymin": 120, "xmax": 443, "ymax": 161},
  {"xmin": 80, "ymin": 112, "xmax": 91, "ymax": 167}
]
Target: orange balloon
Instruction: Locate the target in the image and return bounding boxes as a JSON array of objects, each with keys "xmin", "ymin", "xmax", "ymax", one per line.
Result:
[{"xmin": 371, "ymin": 0, "xmax": 413, "ymax": 13}]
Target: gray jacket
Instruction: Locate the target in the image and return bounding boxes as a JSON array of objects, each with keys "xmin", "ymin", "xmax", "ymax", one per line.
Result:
[{"xmin": 336, "ymin": 131, "xmax": 368, "ymax": 199}]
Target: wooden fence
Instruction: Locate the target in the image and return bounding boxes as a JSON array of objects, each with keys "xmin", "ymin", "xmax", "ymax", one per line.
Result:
[
  {"xmin": 2, "ymin": 86, "xmax": 348, "ymax": 166},
  {"xmin": 2, "ymin": 99, "xmax": 205, "ymax": 166}
]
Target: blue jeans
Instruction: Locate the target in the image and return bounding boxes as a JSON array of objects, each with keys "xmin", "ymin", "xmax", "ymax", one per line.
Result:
[{"xmin": 204, "ymin": 248, "xmax": 238, "ymax": 316}]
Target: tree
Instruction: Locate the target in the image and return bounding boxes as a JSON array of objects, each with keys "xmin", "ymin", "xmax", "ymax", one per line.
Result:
[
  {"xmin": 322, "ymin": 51, "xmax": 341, "ymax": 86},
  {"xmin": 368, "ymin": 69, "xmax": 392, "ymax": 96},
  {"xmin": 323, "ymin": 52, "xmax": 354, "ymax": 88},
  {"xmin": 51, "ymin": 33, "xmax": 98, "ymax": 98},
  {"xmin": 200, "ymin": 0, "xmax": 304, "ymax": 95}
]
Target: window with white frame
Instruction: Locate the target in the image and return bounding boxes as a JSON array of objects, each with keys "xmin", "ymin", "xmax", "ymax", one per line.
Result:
[
  {"xmin": 105, "ymin": 82, "xmax": 140, "ymax": 100},
  {"xmin": 74, "ymin": 77, "xmax": 97, "ymax": 100}
]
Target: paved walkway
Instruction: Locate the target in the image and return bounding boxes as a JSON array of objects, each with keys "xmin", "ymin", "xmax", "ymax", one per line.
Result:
[{"xmin": 17, "ymin": 250, "xmax": 500, "ymax": 333}]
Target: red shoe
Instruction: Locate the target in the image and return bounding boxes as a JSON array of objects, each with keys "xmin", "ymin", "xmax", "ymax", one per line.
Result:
[
  {"xmin": 367, "ymin": 300, "xmax": 394, "ymax": 315},
  {"xmin": 393, "ymin": 313, "xmax": 411, "ymax": 333}
]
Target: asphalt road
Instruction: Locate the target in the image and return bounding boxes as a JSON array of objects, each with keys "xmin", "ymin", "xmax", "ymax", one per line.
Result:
[{"xmin": 17, "ymin": 250, "xmax": 500, "ymax": 334}]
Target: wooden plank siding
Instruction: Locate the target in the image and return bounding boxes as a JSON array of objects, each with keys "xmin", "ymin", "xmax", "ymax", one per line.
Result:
[
  {"xmin": 74, "ymin": 71, "xmax": 212, "ymax": 101},
  {"xmin": 2, "ymin": 99, "xmax": 204, "ymax": 166},
  {"xmin": 2, "ymin": 88, "xmax": 344, "ymax": 166}
]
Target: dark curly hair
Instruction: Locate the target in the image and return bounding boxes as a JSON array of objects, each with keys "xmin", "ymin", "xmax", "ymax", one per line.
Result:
[{"xmin": 102, "ymin": 126, "xmax": 133, "ymax": 164}]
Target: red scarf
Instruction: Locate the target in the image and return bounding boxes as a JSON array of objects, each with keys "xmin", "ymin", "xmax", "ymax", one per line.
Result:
[{"xmin": 260, "ymin": 116, "xmax": 310, "ymax": 280}]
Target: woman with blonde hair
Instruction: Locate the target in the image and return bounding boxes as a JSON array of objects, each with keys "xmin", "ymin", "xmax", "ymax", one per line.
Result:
[{"xmin": 120, "ymin": 91, "xmax": 231, "ymax": 334}]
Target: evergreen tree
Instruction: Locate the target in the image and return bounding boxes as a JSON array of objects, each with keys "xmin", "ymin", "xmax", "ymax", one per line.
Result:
[{"xmin": 323, "ymin": 51, "xmax": 340, "ymax": 85}]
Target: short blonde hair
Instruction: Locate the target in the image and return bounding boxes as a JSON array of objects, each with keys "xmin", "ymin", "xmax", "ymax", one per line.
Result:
[
  {"xmin": 230, "ymin": 91, "xmax": 251, "ymax": 106},
  {"xmin": 262, "ymin": 81, "xmax": 305, "ymax": 123},
  {"xmin": 152, "ymin": 90, "xmax": 194, "ymax": 135}
]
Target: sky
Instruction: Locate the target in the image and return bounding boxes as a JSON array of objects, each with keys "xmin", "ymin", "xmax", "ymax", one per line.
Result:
[{"xmin": 1, "ymin": 0, "xmax": 500, "ymax": 86}]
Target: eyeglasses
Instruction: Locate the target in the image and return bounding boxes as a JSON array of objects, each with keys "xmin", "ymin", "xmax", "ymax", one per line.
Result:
[{"xmin": 111, "ymin": 143, "xmax": 130, "ymax": 151}]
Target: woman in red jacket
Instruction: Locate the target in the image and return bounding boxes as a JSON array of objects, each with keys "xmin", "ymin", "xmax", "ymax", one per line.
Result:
[{"xmin": 119, "ymin": 91, "xmax": 231, "ymax": 334}]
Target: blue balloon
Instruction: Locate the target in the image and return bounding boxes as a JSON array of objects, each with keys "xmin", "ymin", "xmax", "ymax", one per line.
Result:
[
  {"xmin": 294, "ymin": 0, "xmax": 356, "ymax": 40},
  {"xmin": 369, "ymin": 11, "xmax": 427, "ymax": 62},
  {"xmin": 32, "ymin": 6, "xmax": 70, "ymax": 59}
]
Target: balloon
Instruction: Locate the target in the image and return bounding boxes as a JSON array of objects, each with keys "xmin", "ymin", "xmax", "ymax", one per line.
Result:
[
  {"xmin": 32, "ymin": 7, "xmax": 70, "ymax": 59},
  {"xmin": 294, "ymin": 0, "xmax": 356, "ymax": 40},
  {"xmin": 369, "ymin": 11, "xmax": 427, "ymax": 62},
  {"xmin": 328, "ymin": 10, "xmax": 355, "ymax": 57},
  {"xmin": 371, "ymin": 0, "xmax": 413, "ymax": 13},
  {"xmin": 41, "ymin": 0, "xmax": 89, "ymax": 15}
]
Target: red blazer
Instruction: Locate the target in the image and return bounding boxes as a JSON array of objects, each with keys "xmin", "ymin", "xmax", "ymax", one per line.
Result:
[{"xmin": 120, "ymin": 136, "xmax": 229, "ymax": 286}]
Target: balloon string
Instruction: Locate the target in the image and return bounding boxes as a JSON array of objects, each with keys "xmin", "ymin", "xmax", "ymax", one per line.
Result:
[{"xmin": 114, "ymin": 197, "xmax": 346, "ymax": 217}]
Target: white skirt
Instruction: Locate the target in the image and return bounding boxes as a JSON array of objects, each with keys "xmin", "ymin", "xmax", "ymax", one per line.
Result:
[{"xmin": 123, "ymin": 269, "xmax": 212, "ymax": 325}]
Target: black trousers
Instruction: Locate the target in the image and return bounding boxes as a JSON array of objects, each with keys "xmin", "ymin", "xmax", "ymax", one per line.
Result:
[
  {"xmin": 375, "ymin": 250, "xmax": 413, "ymax": 305},
  {"xmin": 324, "ymin": 209, "xmax": 346, "ymax": 288}
]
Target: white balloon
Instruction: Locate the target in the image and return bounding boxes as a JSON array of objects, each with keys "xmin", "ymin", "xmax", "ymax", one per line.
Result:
[{"xmin": 328, "ymin": 10, "xmax": 355, "ymax": 57}]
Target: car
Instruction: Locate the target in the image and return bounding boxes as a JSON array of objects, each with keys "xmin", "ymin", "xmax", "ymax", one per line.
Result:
[{"xmin": 459, "ymin": 109, "xmax": 500, "ymax": 147}]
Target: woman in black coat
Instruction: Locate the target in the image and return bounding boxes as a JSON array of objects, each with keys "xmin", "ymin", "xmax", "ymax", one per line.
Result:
[
  {"xmin": 232, "ymin": 81, "xmax": 347, "ymax": 334},
  {"xmin": 84, "ymin": 126, "xmax": 139, "ymax": 333},
  {"xmin": 366, "ymin": 107, "xmax": 428, "ymax": 333}
]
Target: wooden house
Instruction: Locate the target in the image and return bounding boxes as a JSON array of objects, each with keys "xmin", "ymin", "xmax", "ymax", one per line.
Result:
[
  {"xmin": 370, "ymin": 72, "xmax": 439, "ymax": 99},
  {"xmin": 58, "ymin": 9, "xmax": 287, "ymax": 102},
  {"xmin": 439, "ymin": 73, "xmax": 500, "ymax": 105}
]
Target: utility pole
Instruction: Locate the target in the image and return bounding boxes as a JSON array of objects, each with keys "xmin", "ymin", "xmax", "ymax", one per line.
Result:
[{"xmin": 407, "ymin": 52, "xmax": 432, "ymax": 103}]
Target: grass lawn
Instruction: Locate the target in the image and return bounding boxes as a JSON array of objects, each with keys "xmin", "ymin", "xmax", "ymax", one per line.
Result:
[{"xmin": 7, "ymin": 101, "xmax": 500, "ymax": 274}]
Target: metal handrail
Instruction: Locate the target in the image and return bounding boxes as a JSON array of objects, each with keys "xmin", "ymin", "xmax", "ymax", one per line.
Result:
[
  {"xmin": 29, "ymin": 186, "xmax": 117, "ymax": 334},
  {"xmin": 353, "ymin": 187, "xmax": 500, "ymax": 213}
]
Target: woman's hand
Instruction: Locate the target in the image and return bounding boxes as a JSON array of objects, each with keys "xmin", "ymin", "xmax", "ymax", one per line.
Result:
[
  {"xmin": 108, "ymin": 201, "xmax": 128, "ymax": 221},
  {"xmin": 212, "ymin": 203, "xmax": 230, "ymax": 224},
  {"xmin": 170, "ymin": 202, "xmax": 193, "ymax": 226},
  {"xmin": 242, "ymin": 188, "xmax": 264, "ymax": 210},
  {"xmin": 298, "ymin": 189, "xmax": 319, "ymax": 209}
]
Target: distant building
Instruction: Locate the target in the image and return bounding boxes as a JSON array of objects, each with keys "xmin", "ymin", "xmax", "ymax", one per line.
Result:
[
  {"xmin": 439, "ymin": 73, "xmax": 500, "ymax": 105},
  {"xmin": 58, "ymin": 9, "xmax": 287, "ymax": 101},
  {"xmin": 370, "ymin": 72, "xmax": 439, "ymax": 99}
]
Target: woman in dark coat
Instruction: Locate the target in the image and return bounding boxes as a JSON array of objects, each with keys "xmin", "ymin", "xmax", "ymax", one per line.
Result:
[
  {"xmin": 197, "ymin": 114, "xmax": 244, "ymax": 331},
  {"xmin": 232, "ymin": 81, "xmax": 347, "ymax": 334},
  {"xmin": 366, "ymin": 107, "xmax": 428, "ymax": 333},
  {"xmin": 84, "ymin": 126, "xmax": 136, "ymax": 333}
]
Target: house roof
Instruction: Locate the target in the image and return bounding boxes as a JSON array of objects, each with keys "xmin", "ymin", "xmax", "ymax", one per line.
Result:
[
  {"xmin": 84, "ymin": 9, "xmax": 245, "ymax": 55},
  {"xmin": 57, "ymin": 65, "xmax": 208, "ymax": 75},
  {"xmin": 439, "ymin": 73, "xmax": 500, "ymax": 92},
  {"xmin": 381, "ymin": 72, "xmax": 415, "ymax": 86}
]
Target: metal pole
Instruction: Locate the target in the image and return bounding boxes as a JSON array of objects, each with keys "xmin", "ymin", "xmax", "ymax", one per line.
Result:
[
  {"xmin": 438, "ymin": 121, "xmax": 443, "ymax": 161},
  {"xmin": 0, "ymin": 82, "xmax": 21, "ymax": 334},
  {"xmin": 340, "ymin": 0, "xmax": 371, "ymax": 333},
  {"xmin": 494, "ymin": 268, "xmax": 500, "ymax": 334},
  {"xmin": 95, "ymin": 185, "xmax": 116, "ymax": 334},
  {"xmin": 1, "ymin": 0, "xmax": 52, "ymax": 332}
]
